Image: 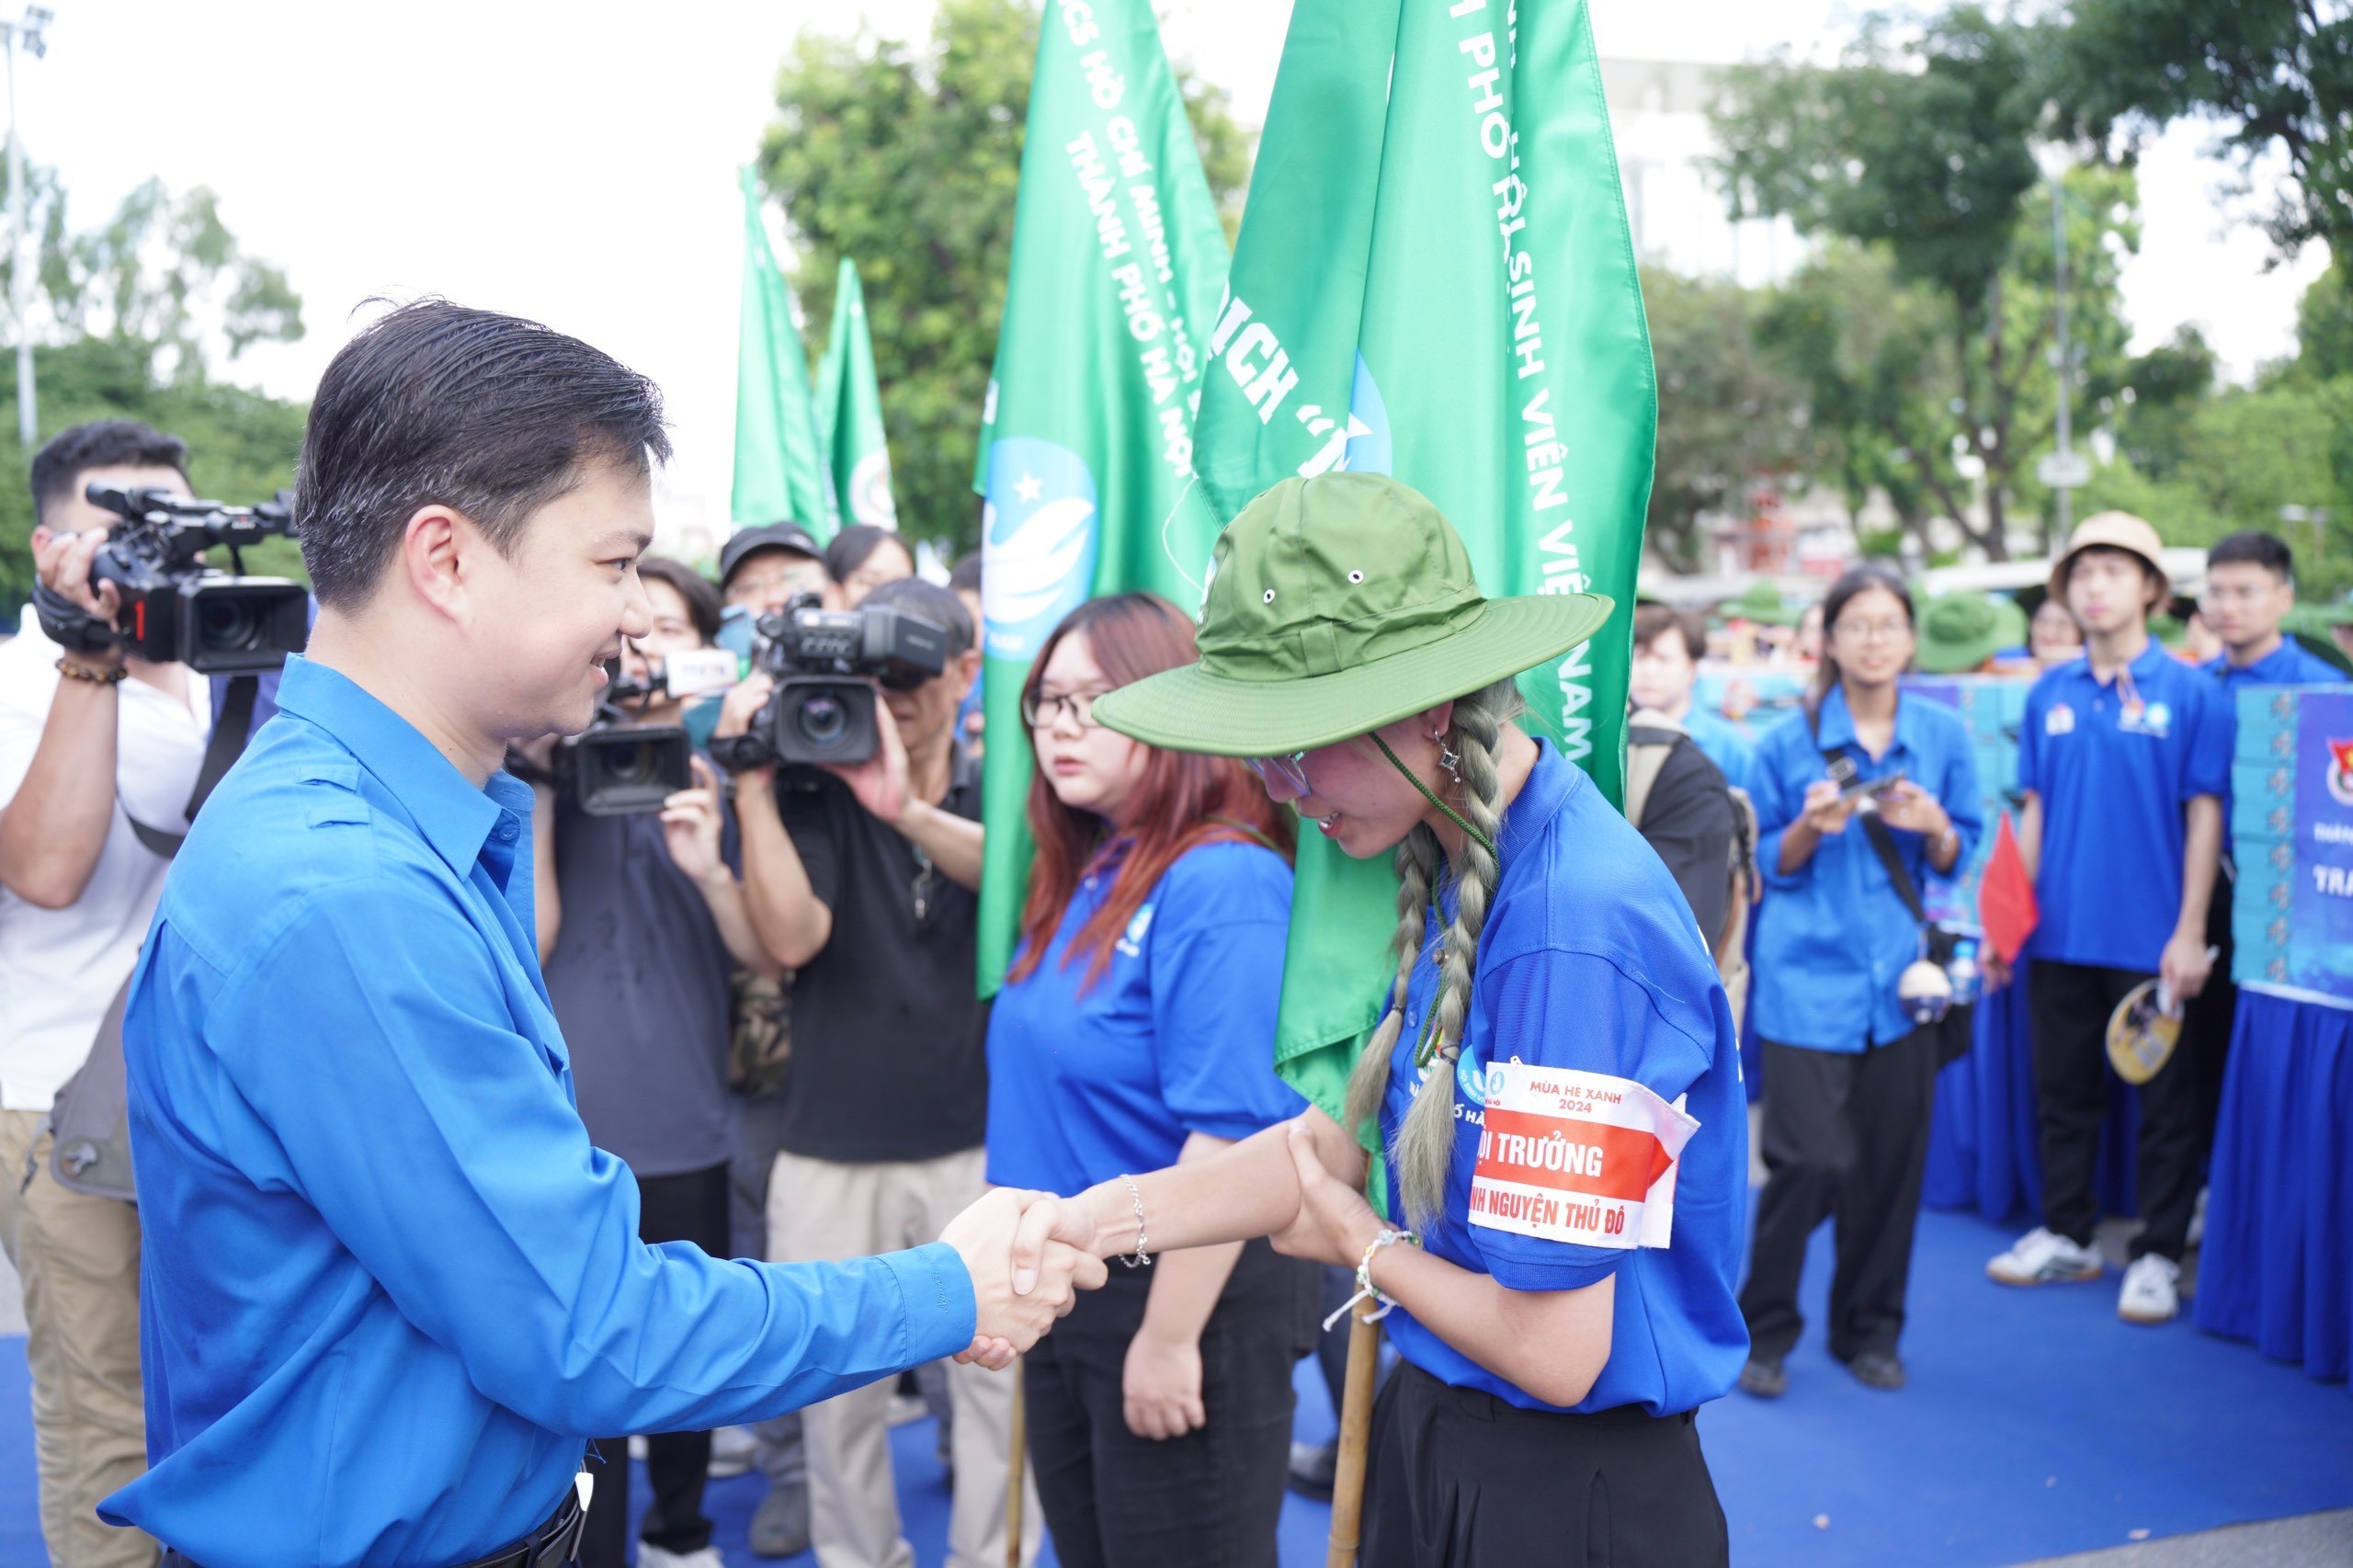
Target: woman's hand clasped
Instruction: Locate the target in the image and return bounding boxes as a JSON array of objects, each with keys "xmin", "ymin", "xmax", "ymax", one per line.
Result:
[{"xmin": 1271, "ymin": 1119, "xmax": 1383, "ymax": 1271}]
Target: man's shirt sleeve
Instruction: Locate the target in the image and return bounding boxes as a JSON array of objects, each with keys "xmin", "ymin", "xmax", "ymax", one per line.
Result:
[
  {"xmin": 207, "ymin": 872, "xmax": 974, "ymax": 1437},
  {"xmin": 775, "ymin": 778, "xmax": 842, "ymax": 911},
  {"xmin": 2185, "ymin": 672, "xmax": 2232, "ymax": 802}
]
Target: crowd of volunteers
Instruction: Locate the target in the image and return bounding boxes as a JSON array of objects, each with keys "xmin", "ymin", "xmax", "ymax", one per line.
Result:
[{"xmin": 0, "ymin": 304, "xmax": 2341, "ymax": 1568}]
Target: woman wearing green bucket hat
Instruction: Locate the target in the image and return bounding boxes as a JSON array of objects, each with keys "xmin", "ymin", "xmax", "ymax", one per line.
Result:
[{"xmin": 1008, "ymin": 473, "xmax": 1745, "ymax": 1564}]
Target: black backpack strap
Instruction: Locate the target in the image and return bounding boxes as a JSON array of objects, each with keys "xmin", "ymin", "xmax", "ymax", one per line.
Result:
[{"xmin": 121, "ymin": 674, "xmax": 259, "ymax": 861}]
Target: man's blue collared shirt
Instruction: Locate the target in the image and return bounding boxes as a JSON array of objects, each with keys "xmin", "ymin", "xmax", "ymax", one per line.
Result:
[
  {"xmin": 1749, "ymin": 686, "xmax": 1983, "ymax": 1051},
  {"xmin": 1681, "ymin": 704, "xmax": 1756, "ymax": 792},
  {"xmin": 2201, "ymin": 638, "xmax": 2345, "ymax": 690},
  {"xmin": 2019, "ymin": 640, "xmax": 2231, "ymax": 972},
  {"xmin": 105, "ymin": 657, "xmax": 977, "ymax": 1568}
]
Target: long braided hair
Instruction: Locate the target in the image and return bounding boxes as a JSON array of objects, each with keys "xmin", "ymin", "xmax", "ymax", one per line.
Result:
[{"xmin": 1339, "ymin": 677, "xmax": 1523, "ymax": 1231}]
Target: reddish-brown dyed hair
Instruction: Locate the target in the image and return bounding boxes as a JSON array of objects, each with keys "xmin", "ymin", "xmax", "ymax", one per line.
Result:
[{"xmin": 1009, "ymin": 592, "xmax": 1294, "ymax": 992}]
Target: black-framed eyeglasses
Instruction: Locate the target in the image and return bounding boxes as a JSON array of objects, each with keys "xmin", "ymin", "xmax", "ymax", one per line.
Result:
[{"xmin": 1022, "ymin": 688, "xmax": 1112, "ymax": 730}]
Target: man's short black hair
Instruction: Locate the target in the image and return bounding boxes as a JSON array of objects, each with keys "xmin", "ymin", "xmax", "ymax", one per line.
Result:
[
  {"xmin": 295, "ymin": 301, "xmax": 671, "ymax": 608},
  {"xmin": 864, "ymin": 575, "xmax": 972, "ymax": 659},
  {"xmin": 948, "ymin": 551, "xmax": 983, "ymax": 596},
  {"xmin": 29, "ymin": 420, "xmax": 189, "ymax": 528},
  {"xmin": 2208, "ymin": 529, "xmax": 2295, "ymax": 585}
]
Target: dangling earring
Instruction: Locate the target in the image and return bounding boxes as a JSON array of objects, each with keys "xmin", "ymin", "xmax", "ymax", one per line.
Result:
[{"xmin": 1434, "ymin": 731, "xmax": 1461, "ymax": 778}]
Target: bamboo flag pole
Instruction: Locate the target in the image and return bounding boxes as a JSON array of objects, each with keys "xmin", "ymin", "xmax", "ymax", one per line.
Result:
[
  {"xmin": 1324, "ymin": 1303, "xmax": 1383, "ymax": 1567},
  {"xmin": 1006, "ymin": 1364, "xmax": 1028, "ymax": 1568}
]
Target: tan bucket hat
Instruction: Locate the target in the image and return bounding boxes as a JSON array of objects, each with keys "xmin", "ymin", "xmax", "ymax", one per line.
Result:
[{"xmin": 2050, "ymin": 511, "xmax": 2168, "ymax": 604}]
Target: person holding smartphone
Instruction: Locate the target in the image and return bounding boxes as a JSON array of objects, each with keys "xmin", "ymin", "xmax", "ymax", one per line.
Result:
[{"xmin": 1737, "ymin": 565, "xmax": 1981, "ymax": 1398}]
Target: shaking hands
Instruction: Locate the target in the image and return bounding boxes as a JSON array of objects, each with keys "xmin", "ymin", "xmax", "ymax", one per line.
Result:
[{"xmin": 940, "ymin": 1189, "xmax": 1108, "ymax": 1369}]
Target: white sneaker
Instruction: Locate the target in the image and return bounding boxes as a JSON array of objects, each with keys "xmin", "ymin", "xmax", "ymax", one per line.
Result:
[
  {"xmin": 636, "ymin": 1545, "xmax": 726, "ymax": 1568},
  {"xmin": 1986, "ymin": 1227, "xmax": 2104, "ymax": 1286},
  {"xmin": 2118, "ymin": 1255, "xmax": 2181, "ymax": 1324}
]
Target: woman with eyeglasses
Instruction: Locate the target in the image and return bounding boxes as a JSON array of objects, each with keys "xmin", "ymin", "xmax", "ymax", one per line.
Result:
[
  {"xmin": 1735, "ymin": 564, "xmax": 1982, "ymax": 1400},
  {"xmin": 984, "ymin": 592, "xmax": 1311, "ymax": 1568}
]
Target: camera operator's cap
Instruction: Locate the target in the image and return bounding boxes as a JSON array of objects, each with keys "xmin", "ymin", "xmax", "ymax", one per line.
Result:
[
  {"xmin": 1915, "ymin": 591, "xmax": 2028, "ymax": 674},
  {"xmin": 719, "ymin": 522, "xmax": 825, "ymax": 586},
  {"xmin": 1092, "ymin": 473, "xmax": 1612, "ymax": 756},
  {"xmin": 2051, "ymin": 511, "xmax": 2169, "ymax": 604}
]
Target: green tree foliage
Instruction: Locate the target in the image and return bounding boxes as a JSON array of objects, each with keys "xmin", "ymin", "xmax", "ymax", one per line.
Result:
[
  {"xmin": 2052, "ymin": 0, "xmax": 2353, "ymax": 287},
  {"xmin": 0, "ymin": 174, "xmax": 307, "ymax": 610},
  {"xmin": 759, "ymin": 0, "xmax": 1251, "ymax": 554},
  {"xmin": 1640, "ymin": 267, "xmax": 1811, "ymax": 571}
]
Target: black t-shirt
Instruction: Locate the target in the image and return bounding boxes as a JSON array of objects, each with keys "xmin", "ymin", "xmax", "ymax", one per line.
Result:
[
  {"xmin": 541, "ymin": 795, "xmax": 737, "ymax": 1179},
  {"xmin": 772, "ymin": 746, "xmax": 988, "ymax": 1162}
]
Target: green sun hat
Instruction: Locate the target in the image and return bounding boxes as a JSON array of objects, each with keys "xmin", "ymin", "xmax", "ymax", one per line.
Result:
[
  {"xmin": 1915, "ymin": 591, "xmax": 2028, "ymax": 674},
  {"xmin": 1090, "ymin": 473, "xmax": 1612, "ymax": 756},
  {"xmin": 1725, "ymin": 580, "xmax": 1802, "ymax": 627}
]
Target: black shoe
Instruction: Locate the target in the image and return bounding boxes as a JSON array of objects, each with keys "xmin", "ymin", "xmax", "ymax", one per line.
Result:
[
  {"xmin": 1847, "ymin": 1350, "xmax": 1906, "ymax": 1391},
  {"xmin": 749, "ymin": 1482, "xmax": 811, "ymax": 1559},
  {"xmin": 1737, "ymin": 1355, "xmax": 1787, "ymax": 1398},
  {"xmin": 1288, "ymin": 1438, "xmax": 1338, "ymax": 1501}
]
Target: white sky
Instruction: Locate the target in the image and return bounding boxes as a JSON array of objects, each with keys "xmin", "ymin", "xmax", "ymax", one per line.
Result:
[{"xmin": 15, "ymin": 0, "xmax": 2327, "ymax": 547}]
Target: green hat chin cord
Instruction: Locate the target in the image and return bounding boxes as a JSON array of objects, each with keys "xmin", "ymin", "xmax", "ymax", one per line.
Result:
[{"xmin": 1367, "ymin": 731, "xmax": 1497, "ymax": 861}]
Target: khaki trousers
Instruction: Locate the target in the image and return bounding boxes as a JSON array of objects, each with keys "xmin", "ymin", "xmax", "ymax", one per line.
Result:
[
  {"xmin": 0, "ymin": 1108, "xmax": 156, "ymax": 1568},
  {"xmin": 769, "ymin": 1147, "xmax": 1039, "ymax": 1568}
]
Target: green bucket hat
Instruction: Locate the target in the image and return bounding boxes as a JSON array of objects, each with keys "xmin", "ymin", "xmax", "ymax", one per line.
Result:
[
  {"xmin": 1725, "ymin": 580, "xmax": 1802, "ymax": 627},
  {"xmin": 1091, "ymin": 473, "xmax": 1612, "ymax": 756},
  {"xmin": 1915, "ymin": 591, "xmax": 2028, "ymax": 674}
]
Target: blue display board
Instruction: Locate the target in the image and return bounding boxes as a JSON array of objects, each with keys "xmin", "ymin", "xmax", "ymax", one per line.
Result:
[{"xmin": 2233, "ymin": 684, "xmax": 2353, "ymax": 1006}]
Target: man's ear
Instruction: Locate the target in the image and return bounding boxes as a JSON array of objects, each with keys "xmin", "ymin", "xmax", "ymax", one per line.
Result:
[
  {"xmin": 951, "ymin": 645, "xmax": 982, "ymax": 700},
  {"xmin": 28, "ymin": 524, "xmax": 51, "ymax": 552},
  {"xmin": 400, "ymin": 504, "xmax": 478, "ymax": 620}
]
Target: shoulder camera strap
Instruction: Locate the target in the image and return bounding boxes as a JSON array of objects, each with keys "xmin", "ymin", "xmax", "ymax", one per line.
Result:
[
  {"xmin": 124, "ymin": 674, "xmax": 259, "ymax": 860},
  {"xmin": 1806, "ymin": 698, "xmax": 1927, "ymax": 928}
]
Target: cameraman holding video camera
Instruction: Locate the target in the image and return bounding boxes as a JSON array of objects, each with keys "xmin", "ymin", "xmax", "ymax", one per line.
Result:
[
  {"xmin": 719, "ymin": 574, "xmax": 1032, "ymax": 1568},
  {"xmin": 0, "ymin": 420, "xmax": 211, "ymax": 1568},
  {"xmin": 522, "ymin": 554, "xmax": 779, "ymax": 1568}
]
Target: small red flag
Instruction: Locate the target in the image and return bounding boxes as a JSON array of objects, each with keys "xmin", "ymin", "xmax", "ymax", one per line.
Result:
[{"xmin": 1979, "ymin": 811, "xmax": 2039, "ymax": 964}]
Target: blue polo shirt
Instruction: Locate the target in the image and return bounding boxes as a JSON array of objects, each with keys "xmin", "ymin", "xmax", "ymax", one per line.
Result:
[
  {"xmin": 2019, "ymin": 639, "xmax": 2232, "ymax": 972},
  {"xmin": 1682, "ymin": 704, "xmax": 1755, "ymax": 792},
  {"xmin": 2202, "ymin": 638, "xmax": 2345, "ymax": 689},
  {"xmin": 1374, "ymin": 742, "xmax": 1746, "ymax": 1416},
  {"xmin": 107, "ymin": 657, "xmax": 977, "ymax": 1568},
  {"xmin": 986, "ymin": 838, "xmax": 1303, "ymax": 1195},
  {"xmin": 1750, "ymin": 686, "xmax": 1983, "ymax": 1051}
]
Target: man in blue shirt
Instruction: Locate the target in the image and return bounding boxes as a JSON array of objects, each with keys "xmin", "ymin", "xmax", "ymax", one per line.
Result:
[
  {"xmin": 102, "ymin": 301, "xmax": 1100, "ymax": 1568},
  {"xmin": 2183, "ymin": 530, "xmax": 2347, "ymax": 1166},
  {"xmin": 1987, "ymin": 513, "xmax": 2229, "ymax": 1328},
  {"xmin": 1630, "ymin": 602, "xmax": 1754, "ymax": 790}
]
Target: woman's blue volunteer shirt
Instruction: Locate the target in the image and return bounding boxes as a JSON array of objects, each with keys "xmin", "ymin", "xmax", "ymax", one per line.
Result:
[
  {"xmin": 1375, "ymin": 742, "xmax": 1747, "ymax": 1417},
  {"xmin": 2019, "ymin": 640, "xmax": 2231, "ymax": 972},
  {"xmin": 1749, "ymin": 686, "xmax": 1983, "ymax": 1052},
  {"xmin": 986, "ymin": 838, "xmax": 1304, "ymax": 1196}
]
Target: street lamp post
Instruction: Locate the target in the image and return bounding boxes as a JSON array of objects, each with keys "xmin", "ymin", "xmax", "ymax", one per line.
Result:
[{"xmin": 1, "ymin": 6, "xmax": 51, "ymax": 450}]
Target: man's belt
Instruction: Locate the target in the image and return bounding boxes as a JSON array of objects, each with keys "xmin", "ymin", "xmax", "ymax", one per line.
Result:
[{"xmin": 161, "ymin": 1485, "xmax": 585, "ymax": 1568}]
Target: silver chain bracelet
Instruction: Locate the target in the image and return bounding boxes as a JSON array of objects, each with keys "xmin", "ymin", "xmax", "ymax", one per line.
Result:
[{"xmin": 1117, "ymin": 1173, "xmax": 1151, "ymax": 1267}]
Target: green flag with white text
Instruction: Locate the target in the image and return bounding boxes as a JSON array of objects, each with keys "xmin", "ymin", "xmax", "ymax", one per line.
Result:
[
  {"xmin": 1191, "ymin": 0, "xmax": 1655, "ymax": 1147},
  {"xmin": 815, "ymin": 257, "xmax": 899, "ymax": 530},
  {"xmin": 970, "ymin": 0, "xmax": 1231, "ymax": 994},
  {"xmin": 733, "ymin": 166, "xmax": 840, "ymax": 539}
]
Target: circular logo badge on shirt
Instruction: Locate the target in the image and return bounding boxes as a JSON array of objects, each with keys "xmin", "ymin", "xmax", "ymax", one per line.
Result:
[{"xmin": 2326, "ymin": 737, "xmax": 2353, "ymax": 808}]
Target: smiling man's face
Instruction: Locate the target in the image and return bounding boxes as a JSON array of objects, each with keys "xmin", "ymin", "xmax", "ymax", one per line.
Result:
[{"xmin": 464, "ymin": 455, "xmax": 655, "ymax": 741}]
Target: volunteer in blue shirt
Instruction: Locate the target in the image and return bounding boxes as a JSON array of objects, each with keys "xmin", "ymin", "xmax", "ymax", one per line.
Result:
[
  {"xmin": 1021, "ymin": 475, "xmax": 1746, "ymax": 1566},
  {"xmin": 1737, "ymin": 566, "xmax": 1981, "ymax": 1399},
  {"xmin": 986, "ymin": 591, "xmax": 1308, "ymax": 1568},
  {"xmin": 2184, "ymin": 529, "xmax": 2346, "ymax": 1165},
  {"xmin": 1629, "ymin": 600, "xmax": 1754, "ymax": 789},
  {"xmin": 1987, "ymin": 512, "xmax": 2229, "ymax": 1327},
  {"xmin": 105, "ymin": 301, "xmax": 1101, "ymax": 1568}
]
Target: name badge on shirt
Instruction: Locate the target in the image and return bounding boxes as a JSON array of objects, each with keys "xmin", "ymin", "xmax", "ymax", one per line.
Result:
[
  {"xmin": 2119, "ymin": 699, "xmax": 2171, "ymax": 738},
  {"xmin": 1470, "ymin": 1061, "xmax": 1698, "ymax": 1251},
  {"xmin": 2045, "ymin": 702, "xmax": 2075, "ymax": 736}
]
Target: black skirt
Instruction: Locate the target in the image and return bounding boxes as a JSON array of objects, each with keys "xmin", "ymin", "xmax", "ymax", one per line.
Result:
[{"xmin": 1361, "ymin": 1358, "xmax": 1729, "ymax": 1567}]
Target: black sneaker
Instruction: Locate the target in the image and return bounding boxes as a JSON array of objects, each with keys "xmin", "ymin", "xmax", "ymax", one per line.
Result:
[
  {"xmin": 1847, "ymin": 1351, "xmax": 1906, "ymax": 1391},
  {"xmin": 1737, "ymin": 1355, "xmax": 1787, "ymax": 1398},
  {"xmin": 1288, "ymin": 1438, "xmax": 1338, "ymax": 1501}
]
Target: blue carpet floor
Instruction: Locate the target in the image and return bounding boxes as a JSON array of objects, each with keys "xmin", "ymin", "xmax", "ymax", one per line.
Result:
[{"xmin": 1, "ymin": 1206, "xmax": 2345, "ymax": 1566}]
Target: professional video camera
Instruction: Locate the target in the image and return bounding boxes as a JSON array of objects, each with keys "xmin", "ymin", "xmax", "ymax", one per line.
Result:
[
  {"xmin": 37, "ymin": 484, "xmax": 310, "ymax": 673},
  {"xmin": 709, "ymin": 593, "xmax": 949, "ymax": 773}
]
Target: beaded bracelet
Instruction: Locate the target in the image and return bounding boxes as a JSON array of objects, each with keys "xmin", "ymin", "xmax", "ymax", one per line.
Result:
[
  {"xmin": 54, "ymin": 656, "xmax": 125, "ymax": 685},
  {"xmin": 1322, "ymin": 1228, "xmax": 1418, "ymax": 1332}
]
